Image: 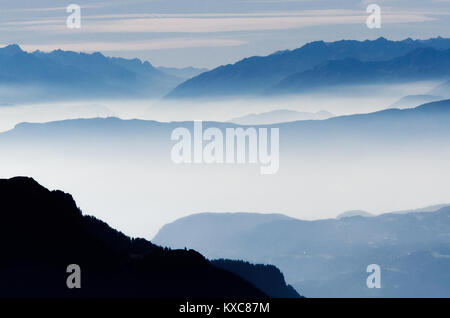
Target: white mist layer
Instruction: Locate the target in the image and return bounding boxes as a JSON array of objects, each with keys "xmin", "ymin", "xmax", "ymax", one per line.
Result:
[{"xmin": 0, "ymin": 81, "xmax": 439, "ymax": 132}]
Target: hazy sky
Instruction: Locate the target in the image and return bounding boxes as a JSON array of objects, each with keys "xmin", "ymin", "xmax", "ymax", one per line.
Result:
[{"xmin": 1, "ymin": 0, "xmax": 450, "ymax": 68}]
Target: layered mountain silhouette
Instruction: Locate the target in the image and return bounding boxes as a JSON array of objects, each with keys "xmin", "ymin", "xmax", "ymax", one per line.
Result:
[
  {"xmin": 388, "ymin": 204, "xmax": 450, "ymax": 215},
  {"xmin": 166, "ymin": 37, "xmax": 450, "ymax": 98},
  {"xmin": 154, "ymin": 207, "xmax": 450, "ymax": 298},
  {"xmin": 267, "ymin": 48, "xmax": 450, "ymax": 94},
  {"xmin": 3, "ymin": 38, "xmax": 450, "ymax": 101},
  {"xmin": 153, "ymin": 213, "xmax": 295, "ymax": 258},
  {"xmin": 276, "ymin": 99, "xmax": 450, "ymax": 154},
  {"xmin": 1, "ymin": 100, "xmax": 450, "ymax": 284},
  {"xmin": 336, "ymin": 204, "xmax": 449, "ymax": 219},
  {"xmin": 0, "ymin": 177, "xmax": 299, "ymax": 298},
  {"xmin": 2, "ymin": 99, "xmax": 450, "ymax": 160},
  {"xmin": 0, "ymin": 44, "xmax": 183, "ymax": 102}
]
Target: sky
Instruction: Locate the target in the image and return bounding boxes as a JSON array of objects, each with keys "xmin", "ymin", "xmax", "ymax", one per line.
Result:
[{"xmin": 1, "ymin": 0, "xmax": 450, "ymax": 68}]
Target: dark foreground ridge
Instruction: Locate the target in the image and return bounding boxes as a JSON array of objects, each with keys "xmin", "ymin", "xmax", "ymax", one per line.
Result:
[
  {"xmin": 212, "ymin": 259, "xmax": 300, "ymax": 298},
  {"xmin": 0, "ymin": 177, "xmax": 298, "ymax": 298}
]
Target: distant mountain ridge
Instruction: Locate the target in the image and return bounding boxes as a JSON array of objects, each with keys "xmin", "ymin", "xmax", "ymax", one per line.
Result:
[
  {"xmin": 153, "ymin": 207, "xmax": 450, "ymax": 297},
  {"xmin": 0, "ymin": 177, "xmax": 299, "ymax": 298},
  {"xmin": 154, "ymin": 213, "xmax": 295, "ymax": 258},
  {"xmin": 336, "ymin": 203, "xmax": 450, "ymax": 219},
  {"xmin": 3, "ymin": 38, "xmax": 450, "ymax": 101},
  {"xmin": 0, "ymin": 44, "xmax": 184, "ymax": 102},
  {"xmin": 166, "ymin": 37, "xmax": 450, "ymax": 98},
  {"xmin": 268, "ymin": 48, "xmax": 450, "ymax": 94},
  {"xmin": 2, "ymin": 99, "xmax": 450, "ymax": 155},
  {"xmin": 387, "ymin": 204, "xmax": 450, "ymax": 215}
]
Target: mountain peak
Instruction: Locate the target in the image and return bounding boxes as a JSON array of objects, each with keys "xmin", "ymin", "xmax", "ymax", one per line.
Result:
[
  {"xmin": 0, "ymin": 44, "xmax": 24, "ymax": 56},
  {"xmin": 302, "ymin": 40, "xmax": 326, "ymax": 49},
  {"xmin": 92, "ymin": 51, "xmax": 105, "ymax": 58},
  {"xmin": 375, "ymin": 36, "xmax": 388, "ymax": 42}
]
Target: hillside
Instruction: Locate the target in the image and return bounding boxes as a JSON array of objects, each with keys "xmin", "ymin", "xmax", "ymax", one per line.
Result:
[
  {"xmin": 212, "ymin": 259, "xmax": 300, "ymax": 298},
  {"xmin": 0, "ymin": 177, "xmax": 300, "ymax": 298}
]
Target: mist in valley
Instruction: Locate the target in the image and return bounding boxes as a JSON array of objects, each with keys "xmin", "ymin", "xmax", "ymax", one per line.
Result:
[
  {"xmin": 0, "ymin": 80, "xmax": 440, "ymax": 132},
  {"xmin": 1, "ymin": 82, "xmax": 449, "ymax": 238}
]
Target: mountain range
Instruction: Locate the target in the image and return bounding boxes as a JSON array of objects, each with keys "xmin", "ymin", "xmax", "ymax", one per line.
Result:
[
  {"xmin": 166, "ymin": 37, "xmax": 450, "ymax": 99},
  {"xmin": 4, "ymin": 99, "xmax": 450, "ymax": 150},
  {"xmin": 276, "ymin": 99, "xmax": 450, "ymax": 155},
  {"xmin": 153, "ymin": 206, "xmax": 450, "ymax": 297},
  {"xmin": 335, "ymin": 204, "xmax": 449, "ymax": 219},
  {"xmin": 0, "ymin": 44, "xmax": 184, "ymax": 102},
  {"xmin": 267, "ymin": 47, "xmax": 450, "ymax": 94},
  {"xmin": 3, "ymin": 38, "xmax": 450, "ymax": 102},
  {"xmin": 0, "ymin": 177, "xmax": 299, "ymax": 298}
]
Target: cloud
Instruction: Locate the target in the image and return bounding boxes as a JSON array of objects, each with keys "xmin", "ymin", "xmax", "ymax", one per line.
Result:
[
  {"xmin": 19, "ymin": 38, "xmax": 246, "ymax": 52},
  {"xmin": 2, "ymin": 0, "xmax": 148, "ymax": 12},
  {"xmin": 2, "ymin": 10, "xmax": 437, "ymax": 34}
]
